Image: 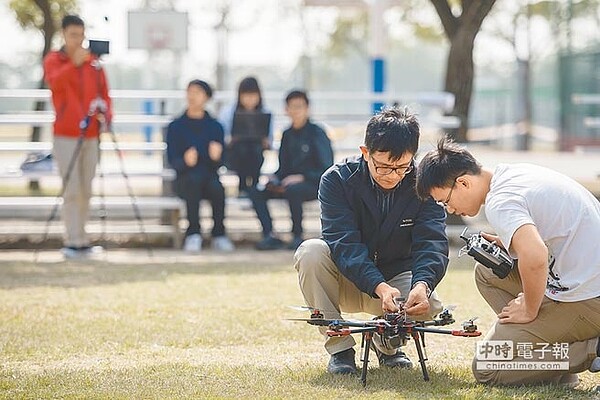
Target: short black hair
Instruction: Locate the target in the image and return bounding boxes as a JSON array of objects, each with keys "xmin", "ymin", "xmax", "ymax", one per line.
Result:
[
  {"xmin": 364, "ymin": 107, "xmax": 419, "ymax": 161},
  {"xmin": 187, "ymin": 79, "xmax": 213, "ymax": 98},
  {"xmin": 285, "ymin": 90, "xmax": 309, "ymax": 106},
  {"xmin": 415, "ymin": 136, "xmax": 482, "ymax": 200},
  {"xmin": 62, "ymin": 15, "xmax": 84, "ymax": 30}
]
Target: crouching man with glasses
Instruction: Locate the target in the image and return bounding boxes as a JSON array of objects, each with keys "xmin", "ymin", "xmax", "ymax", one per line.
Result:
[
  {"xmin": 416, "ymin": 137, "xmax": 600, "ymax": 387},
  {"xmin": 293, "ymin": 107, "xmax": 449, "ymax": 375}
]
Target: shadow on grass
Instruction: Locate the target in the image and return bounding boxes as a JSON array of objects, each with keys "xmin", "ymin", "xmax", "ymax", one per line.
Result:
[
  {"xmin": 0, "ymin": 258, "xmax": 294, "ymax": 290},
  {"xmin": 308, "ymin": 367, "xmax": 598, "ymax": 399}
]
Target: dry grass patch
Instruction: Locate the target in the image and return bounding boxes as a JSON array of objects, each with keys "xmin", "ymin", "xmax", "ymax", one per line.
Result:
[{"xmin": 0, "ymin": 250, "xmax": 597, "ymax": 399}]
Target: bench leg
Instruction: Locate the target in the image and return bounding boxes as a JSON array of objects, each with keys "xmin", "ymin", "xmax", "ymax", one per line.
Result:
[{"xmin": 170, "ymin": 209, "xmax": 182, "ymax": 249}]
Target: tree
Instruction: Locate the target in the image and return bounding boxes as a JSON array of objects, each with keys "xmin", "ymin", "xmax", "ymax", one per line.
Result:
[
  {"xmin": 9, "ymin": 0, "xmax": 77, "ymax": 189},
  {"xmin": 484, "ymin": 0, "xmax": 600, "ymax": 150},
  {"xmin": 430, "ymin": 0, "xmax": 496, "ymax": 142}
]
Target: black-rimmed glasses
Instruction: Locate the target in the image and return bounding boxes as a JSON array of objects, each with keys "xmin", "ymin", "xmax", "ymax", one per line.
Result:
[
  {"xmin": 371, "ymin": 158, "xmax": 414, "ymax": 176},
  {"xmin": 436, "ymin": 180, "xmax": 456, "ymax": 208}
]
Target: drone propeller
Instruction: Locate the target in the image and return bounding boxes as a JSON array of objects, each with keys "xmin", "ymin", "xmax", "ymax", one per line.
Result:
[
  {"xmin": 287, "ymin": 305, "xmax": 318, "ymax": 312},
  {"xmin": 285, "ymin": 317, "xmax": 334, "ymax": 326}
]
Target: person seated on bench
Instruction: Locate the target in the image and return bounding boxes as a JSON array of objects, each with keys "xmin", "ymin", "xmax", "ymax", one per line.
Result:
[
  {"xmin": 248, "ymin": 90, "xmax": 334, "ymax": 251},
  {"xmin": 166, "ymin": 79, "xmax": 235, "ymax": 252}
]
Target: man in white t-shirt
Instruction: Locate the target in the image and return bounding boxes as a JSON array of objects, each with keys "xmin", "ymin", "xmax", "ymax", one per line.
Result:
[{"xmin": 415, "ymin": 138, "xmax": 600, "ymax": 387}]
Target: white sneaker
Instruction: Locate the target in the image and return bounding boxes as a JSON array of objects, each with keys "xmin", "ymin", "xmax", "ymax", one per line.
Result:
[
  {"xmin": 183, "ymin": 234, "xmax": 202, "ymax": 252},
  {"xmin": 80, "ymin": 245, "xmax": 104, "ymax": 255},
  {"xmin": 212, "ymin": 236, "xmax": 235, "ymax": 252},
  {"xmin": 61, "ymin": 246, "xmax": 83, "ymax": 259}
]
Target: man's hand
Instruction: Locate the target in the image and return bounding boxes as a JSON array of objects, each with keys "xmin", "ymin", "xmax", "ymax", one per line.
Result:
[
  {"xmin": 208, "ymin": 141, "xmax": 223, "ymax": 162},
  {"xmin": 374, "ymin": 282, "xmax": 401, "ymax": 313},
  {"xmin": 480, "ymin": 231, "xmax": 507, "ymax": 251},
  {"xmin": 184, "ymin": 147, "xmax": 198, "ymax": 167},
  {"xmin": 498, "ymin": 292, "xmax": 538, "ymax": 324},
  {"xmin": 72, "ymin": 47, "xmax": 90, "ymax": 67},
  {"xmin": 281, "ymin": 174, "xmax": 304, "ymax": 187},
  {"xmin": 404, "ymin": 282, "xmax": 430, "ymax": 316}
]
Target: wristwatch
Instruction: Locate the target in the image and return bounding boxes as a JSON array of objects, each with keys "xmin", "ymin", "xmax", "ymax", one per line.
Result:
[{"xmin": 412, "ymin": 281, "xmax": 432, "ymax": 298}]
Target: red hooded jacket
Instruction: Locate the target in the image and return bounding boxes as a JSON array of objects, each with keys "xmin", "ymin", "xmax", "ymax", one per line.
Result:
[{"xmin": 43, "ymin": 49, "xmax": 112, "ymax": 139}]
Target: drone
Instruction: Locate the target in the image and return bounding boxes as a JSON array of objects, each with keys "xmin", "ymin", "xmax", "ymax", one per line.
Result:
[{"xmin": 288, "ymin": 300, "xmax": 481, "ymax": 388}]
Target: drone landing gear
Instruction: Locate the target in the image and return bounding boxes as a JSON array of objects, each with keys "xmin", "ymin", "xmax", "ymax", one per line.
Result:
[
  {"xmin": 360, "ymin": 331, "xmax": 373, "ymax": 387},
  {"xmin": 359, "ymin": 329, "xmax": 430, "ymax": 387},
  {"xmin": 411, "ymin": 330, "xmax": 429, "ymax": 381}
]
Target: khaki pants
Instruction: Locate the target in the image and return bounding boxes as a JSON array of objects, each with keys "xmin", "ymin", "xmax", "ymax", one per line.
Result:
[
  {"xmin": 472, "ymin": 262, "xmax": 600, "ymax": 385},
  {"xmin": 53, "ymin": 136, "xmax": 99, "ymax": 248},
  {"xmin": 293, "ymin": 238, "xmax": 443, "ymax": 355}
]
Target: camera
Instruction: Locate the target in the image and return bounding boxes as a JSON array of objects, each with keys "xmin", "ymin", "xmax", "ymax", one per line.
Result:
[
  {"xmin": 88, "ymin": 39, "xmax": 110, "ymax": 56},
  {"xmin": 459, "ymin": 228, "xmax": 514, "ymax": 278}
]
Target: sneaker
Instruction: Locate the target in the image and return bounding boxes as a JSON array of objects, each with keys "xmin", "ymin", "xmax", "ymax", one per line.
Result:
[
  {"xmin": 183, "ymin": 234, "xmax": 202, "ymax": 252},
  {"xmin": 286, "ymin": 236, "xmax": 304, "ymax": 251},
  {"xmin": 327, "ymin": 348, "xmax": 357, "ymax": 375},
  {"xmin": 255, "ymin": 235, "xmax": 284, "ymax": 251},
  {"xmin": 557, "ymin": 373, "xmax": 579, "ymax": 389},
  {"xmin": 79, "ymin": 245, "xmax": 104, "ymax": 255},
  {"xmin": 371, "ymin": 344, "xmax": 413, "ymax": 368},
  {"xmin": 61, "ymin": 246, "xmax": 83, "ymax": 259},
  {"xmin": 590, "ymin": 357, "xmax": 600, "ymax": 373},
  {"xmin": 212, "ymin": 236, "xmax": 235, "ymax": 252}
]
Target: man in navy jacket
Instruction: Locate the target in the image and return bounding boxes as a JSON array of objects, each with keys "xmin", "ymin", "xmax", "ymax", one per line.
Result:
[
  {"xmin": 166, "ymin": 80, "xmax": 234, "ymax": 252},
  {"xmin": 294, "ymin": 107, "xmax": 448, "ymax": 374}
]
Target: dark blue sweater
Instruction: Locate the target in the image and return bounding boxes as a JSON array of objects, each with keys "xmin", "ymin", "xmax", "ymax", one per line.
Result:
[{"xmin": 166, "ymin": 110, "xmax": 224, "ymax": 180}]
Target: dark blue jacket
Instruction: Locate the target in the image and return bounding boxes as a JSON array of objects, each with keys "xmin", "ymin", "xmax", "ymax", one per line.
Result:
[
  {"xmin": 319, "ymin": 156, "xmax": 449, "ymax": 297},
  {"xmin": 276, "ymin": 120, "xmax": 333, "ymax": 186},
  {"xmin": 166, "ymin": 110, "xmax": 224, "ymax": 181}
]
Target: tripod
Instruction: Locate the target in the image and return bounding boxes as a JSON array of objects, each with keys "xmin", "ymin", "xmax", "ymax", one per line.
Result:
[{"xmin": 35, "ymin": 69, "xmax": 153, "ymax": 261}]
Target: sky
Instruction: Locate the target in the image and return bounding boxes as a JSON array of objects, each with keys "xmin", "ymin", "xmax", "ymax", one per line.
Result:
[
  {"xmin": 0, "ymin": 0, "xmax": 337, "ymax": 88},
  {"xmin": 1, "ymin": 0, "xmax": 598, "ymax": 90}
]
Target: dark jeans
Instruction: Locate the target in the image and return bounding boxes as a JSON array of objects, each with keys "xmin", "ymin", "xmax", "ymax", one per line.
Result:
[
  {"xmin": 228, "ymin": 141, "xmax": 264, "ymax": 192},
  {"xmin": 175, "ymin": 175, "xmax": 226, "ymax": 237},
  {"xmin": 248, "ymin": 181, "xmax": 318, "ymax": 237}
]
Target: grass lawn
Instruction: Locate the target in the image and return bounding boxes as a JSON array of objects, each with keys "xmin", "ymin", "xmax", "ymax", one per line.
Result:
[{"xmin": 0, "ymin": 249, "xmax": 597, "ymax": 399}]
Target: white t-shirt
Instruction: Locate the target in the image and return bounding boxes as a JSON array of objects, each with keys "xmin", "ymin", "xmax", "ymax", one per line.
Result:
[{"xmin": 485, "ymin": 163, "xmax": 600, "ymax": 302}]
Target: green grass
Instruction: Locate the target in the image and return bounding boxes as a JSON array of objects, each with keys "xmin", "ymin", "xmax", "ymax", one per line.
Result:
[{"xmin": 0, "ymin": 251, "xmax": 597, "ymax": 399}]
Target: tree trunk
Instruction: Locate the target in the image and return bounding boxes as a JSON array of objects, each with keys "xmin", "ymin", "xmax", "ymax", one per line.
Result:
[
  {"xmin": 444, "ymin": 29, "xmax": 476, "ymax": 142},
  {"xmin": 430, "ymin": 0, "xmax": 496, "ymax": 143}
]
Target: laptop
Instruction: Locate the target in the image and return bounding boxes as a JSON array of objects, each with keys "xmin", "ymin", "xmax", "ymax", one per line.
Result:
[{"xmin": 231, "ymin": 111, "xmax": 271, "ymax": 140}]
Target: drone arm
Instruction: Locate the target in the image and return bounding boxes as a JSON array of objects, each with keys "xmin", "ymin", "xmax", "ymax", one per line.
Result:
[
  {"xmin": 326, "ymin": 326, "xmax": 377, "ymax": 337},
  {"xmin": 413, "ymin": 326, "xmax": 481, "ymax": 337}
]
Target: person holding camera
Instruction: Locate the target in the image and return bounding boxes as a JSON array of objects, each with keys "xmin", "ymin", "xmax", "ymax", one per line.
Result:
[
  {"xmin": 43, "ymin": 15, "xmax": 112, "ymax": 259},
  {"xmin": 415, "ymin": 138, "xmax": 600, "ymax": 386},
  {"xmin": 248, "ymin": 90, "xmax": 333, "ymax": 251},
  {"xmin": 293, "ymin": 107, "xmax": 448, "ymax": 374},
  {"xmin": 166, "ymin": 80, "xmax": 235, "ymax": 253}
]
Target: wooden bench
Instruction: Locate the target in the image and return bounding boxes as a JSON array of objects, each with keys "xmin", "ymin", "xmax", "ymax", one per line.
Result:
[{"xmin": 0, "ymin": 196, "xmax": 185, "ymax": 248}]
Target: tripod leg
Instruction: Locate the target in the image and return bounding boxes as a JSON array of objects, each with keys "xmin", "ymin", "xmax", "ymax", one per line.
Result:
[
  {"xmin": 106, "ymin": 128, "xmax": 153, "ymax": 258},
  {"xmin": 96, "ymin": 139, "xmax": 108, "ymax": 256},
  {"xmin": 412, "ymin": 331, "xmax": 429, "ymax": 381},
  {"xmin": 36, "ymin": 131, "xmax": 87, "ymax": 262},
  {"xmin": 360, "ymin": 332, "xmax": 372, "ymax": 388}
]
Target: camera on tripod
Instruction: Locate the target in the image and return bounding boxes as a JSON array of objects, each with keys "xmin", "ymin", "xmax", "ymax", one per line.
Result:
[
  {"xmin": 459, "ymin": 228, "xmax": 514, "ymax": 278},
  {"xmin": 88, "ymin": 39, "xmax": 110, "ymax": 56}
]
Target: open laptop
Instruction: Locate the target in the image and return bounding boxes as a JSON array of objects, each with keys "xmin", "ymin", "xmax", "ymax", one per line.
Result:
[{"xmin": 231, "ymin": 111, "xmax": 271, "ymax": 140}]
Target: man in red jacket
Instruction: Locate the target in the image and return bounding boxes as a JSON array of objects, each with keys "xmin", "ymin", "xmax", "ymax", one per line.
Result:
[{"xmin": 43, "ymin": 15, "xmax": 112, "ymax": 258}]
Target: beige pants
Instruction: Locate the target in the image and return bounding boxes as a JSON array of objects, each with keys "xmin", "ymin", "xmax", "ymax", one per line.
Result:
[
  {"xmin": 53, "ymin": 136, "xmax": 99, "ymax": 248},
  {"xmin": 293, "ymin": 238, "xmax": 443, "ymax": 355},
  {"xmin": 472, "ymin": 262, "xmax": 600, "ymax": 385}
]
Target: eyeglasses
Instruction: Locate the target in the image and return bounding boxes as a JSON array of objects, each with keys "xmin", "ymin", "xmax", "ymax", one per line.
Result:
[
  {"xmin": 436, "ymin": 180, "xmax": 456, "ymax": 208},
  {"xmin": 370, "ymin": 158, "xmax": 414, "ymax": 176}
]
